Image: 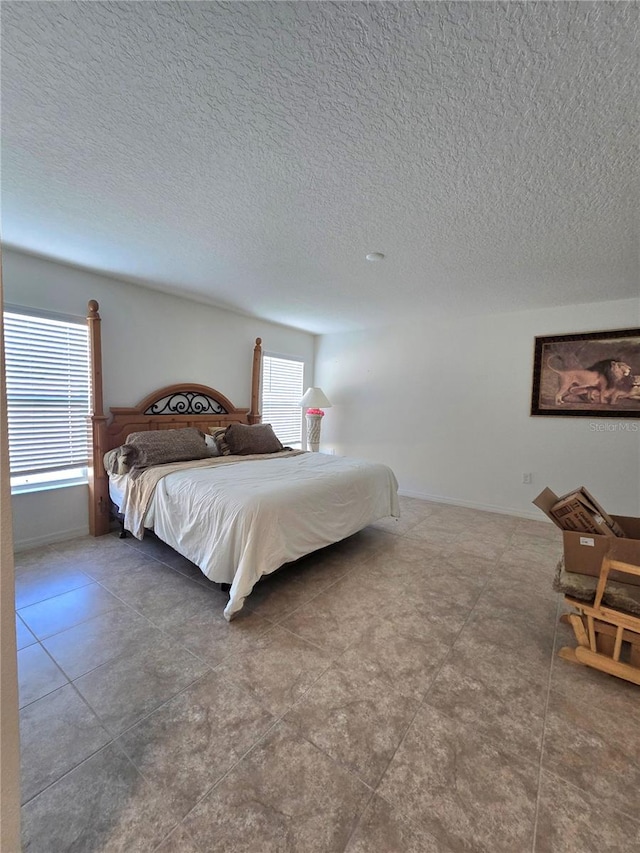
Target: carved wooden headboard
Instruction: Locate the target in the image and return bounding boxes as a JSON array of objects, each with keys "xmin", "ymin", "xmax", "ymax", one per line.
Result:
[
  {"xmin": 86, "ymin": 300, "xmax": 262, "ymax": 536},
  {"xmin": 105, "ymin": 385, "xmax": 254, "ymax": 450}
]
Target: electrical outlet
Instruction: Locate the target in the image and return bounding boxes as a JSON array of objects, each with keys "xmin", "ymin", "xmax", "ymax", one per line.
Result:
[{"xmin": 522, "ymin": 473, "xmax": 532, "ymax": 485}]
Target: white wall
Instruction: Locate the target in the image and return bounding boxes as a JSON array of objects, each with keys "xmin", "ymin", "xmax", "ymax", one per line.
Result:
[
  {"xmin": 4, "ymin": 248, "xmax": 315, "ymax": 548},
  {"xmin": 316, "ymin": 298, "xmax": 640, "ymax": 519},
  {"xmin": 6, "ymin": 247, "xmax": 639, "ymax": 541}
]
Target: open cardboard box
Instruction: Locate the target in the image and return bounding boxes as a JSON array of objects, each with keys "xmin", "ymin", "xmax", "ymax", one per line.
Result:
[{"xmin": 534, "ymin": 488, "xmax": 640, "ymax": 587}]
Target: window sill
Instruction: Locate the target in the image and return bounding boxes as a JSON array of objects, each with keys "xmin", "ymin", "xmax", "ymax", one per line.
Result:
[{"xmin": 11, "ymin": 478, "xmax": 89, "ymax": 497}]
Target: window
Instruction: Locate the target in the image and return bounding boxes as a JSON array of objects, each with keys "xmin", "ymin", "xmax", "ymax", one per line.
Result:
[
  {"xmin": 261, "ymin": 353, "xmax": 304, "ymax": 448},
  {"xmin": 4, "ymin": 308, "xmax": 90, "ymax": 493}
]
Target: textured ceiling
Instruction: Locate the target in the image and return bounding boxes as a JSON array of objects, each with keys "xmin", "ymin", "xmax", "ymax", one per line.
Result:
[{"xmin": 2, "ymin": 1, "xmax": 638, "ymax": 333}]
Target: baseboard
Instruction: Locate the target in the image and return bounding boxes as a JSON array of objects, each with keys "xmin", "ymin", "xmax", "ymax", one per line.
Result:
[
  {"xmin": 13, "ymin": 526, "xmax": 90, "ymax": 552},
  {"xmin": 396, "ymin": 489, "xmax": 551, "ymax": 523}
]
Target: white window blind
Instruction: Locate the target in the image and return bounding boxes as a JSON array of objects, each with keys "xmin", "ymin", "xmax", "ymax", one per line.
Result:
[
  {"xmin": 5, "ymin": 310, "xmax": 90, "ymax": 487},
  {"xmin": 261, "ymin": 354, "xmax": 304, "ymax": 448}
]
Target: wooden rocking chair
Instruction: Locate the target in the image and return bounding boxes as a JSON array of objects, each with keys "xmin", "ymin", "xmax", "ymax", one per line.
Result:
[{"xmin": 559, "ymin": 556, "xmax": 640, "ymax": 686}]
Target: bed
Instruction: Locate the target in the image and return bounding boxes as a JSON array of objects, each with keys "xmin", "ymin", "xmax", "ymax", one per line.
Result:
[{"xmin": 86, "ymin": 300, "xmax": 399, "ymax": 619}]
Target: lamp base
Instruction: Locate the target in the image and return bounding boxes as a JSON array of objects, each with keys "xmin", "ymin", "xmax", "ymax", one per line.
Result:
[{"xmin": 305, "ymin": 413, "xmax": 323, "ymax": 452}]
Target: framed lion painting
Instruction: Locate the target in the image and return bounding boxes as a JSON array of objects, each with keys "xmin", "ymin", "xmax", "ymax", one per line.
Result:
[{"xmin": 531, "ymin": 327, "xmax": 640, "ymax": 418}]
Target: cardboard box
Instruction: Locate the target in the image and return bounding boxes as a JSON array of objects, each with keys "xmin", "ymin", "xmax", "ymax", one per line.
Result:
[
  {"xmin": 533, "ymin": 487, "xmax": 626, "ymax": 538},
  {"xmin": 534, "ymin": 488, "xmax": 640, "ymax": 587},
  {"xmin": 562, "ymin": 517, "xmax": 640, "ymax": 587}
]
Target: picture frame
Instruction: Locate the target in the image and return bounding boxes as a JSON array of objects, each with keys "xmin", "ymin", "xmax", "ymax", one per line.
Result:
[{"xmin": 531, "ymin": 327, "xmax": 640, "ymax": 418}]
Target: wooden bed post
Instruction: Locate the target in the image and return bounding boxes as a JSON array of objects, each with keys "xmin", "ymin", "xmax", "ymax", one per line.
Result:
[
  {"xmin": 87, "ymin": 300, "xmax": 110, "ymax": 536},
  {"xmin": 249, "ymin": 337, "xmax": 262, "ymax": 424}
]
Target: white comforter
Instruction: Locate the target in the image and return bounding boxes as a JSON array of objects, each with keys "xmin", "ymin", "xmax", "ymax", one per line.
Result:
[{"xmin": 117, "ymin": 452, "xmax": 398, "ymax": 620}]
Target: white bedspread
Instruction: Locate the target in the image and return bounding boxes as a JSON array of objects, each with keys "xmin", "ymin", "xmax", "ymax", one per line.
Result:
[{"xmin": 130, "ymin": 452, "xmax": 398, "ymax": 620}]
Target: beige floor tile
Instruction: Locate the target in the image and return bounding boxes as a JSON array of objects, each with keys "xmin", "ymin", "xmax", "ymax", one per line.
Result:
[
  {"xmin": 425, "ymin": 637, "xmax": 549, "ymax": 763},
  {"xmin": 369, "ymin": 534, "xmax": 445, "ymax": 565},
  {"xmin": 14, "ymin": 545, "xmax": 67, "ymax": 573},
  {"xmin": 18, "ymin": 643, "xmax": 68, "ymax": 708},
  {"xmin": 15, "ymin": 562, "xmax": 94, "ymax": 609},
  {"xmin": 404, "ymin": 565, "xmax": 486, "ymax": 609},
  {"xmin": 550, "ymin": 630, "xmax": 640, "ymax": 722},
  {"xmin": 542, "ymin": 690, "xmax": 640, "ymax": 816},
  {"xmin": 21, "ymin": 743, "xmax": 180, "ymax": 853},
  {"xmin": 442, "ymin": 532, "xmax": 512, "ymax": 561},
  {"xmin": 515, "ymin": 517, "xmax": 558, "ymax": 540},
  {"xmin": 155, "ymin": 823, "xmax": 202, "ymax": 853},
  {"xmin": 18, "ymin": 583, "xmax": 123, "ymax": 640},
  {"xmin": 42, "ymin": 607, "xmax": 154, "ymax": 679},
  {"xmin": 284, "ymin": 664, "xmax": 419, "ymax": 787},
  {"xmin": 279, "ymin": 582, "xmax": 382, "ymax": 653},
  {"xmin": 97, "ymin": 560, "xmax": 221, "ymax": 624},
  {"xmin": 460, "ymin": 602, "xmax": 558, "ymax": 672},
  {"xmin": 370, "ymin": 508, "xmax": 425, "ymax": 536},
  {"xmin": 20, "ymin": 683, "xmax": 111, "ymax": 803},
  {"xmin": 284, "ymin": 548, "xmax": 361, "ymax": 595},
  {"xmin": 488, "ymin": 561, "xmax": 560, "ymax": 601},
  {"xmin": 535, "ymin": 770, "xmax": 640, "ymax": 853},
  {"xmin": 16, "ymin": 498, "xmax": 637, "ymax": 850},
  {"xmin": 244, "ymin": 570, "xmax": 323, "ymax": 622},
  {"xmin": 345, "ymin": 793, "xmax": 456, "ymax": 853},
  {"xmin": 426, "ymin": 549, "xmax": 497, "ymax": 578},
  {"xmin": 74, "ymin": 632, "xmax": 209, "ymax": 735},
  {"xmin": 184, "ymin": 721, "xmax": 370, "ymax": 853},
  {"xmin": 78, "ymin": 549, "xmax": 161, "ymax": 584},
  {"xmin": 500, "ymin": 534, "xmax": 563, "ymax": 569},
  {"xmin": 349, "ymin": 552, "xmax": 486, "ymax": 613},
  {"xmin": 15, "ymin": 614, "xmax": 36, "ymax": 650},
  {"xmin": 213, "ymin": 625, "xmax": 332, "ymax": 716},
  {"xmin": 160, "ymin": 602, "xmax": 272, "ymax": 667},
  {"xmin": 473, "ymin": 583, "xmax": 558, "ymax": 632},
  {"xmin": 380, "ymin": 592, "xmax": 472, "ymax": 646},
  {"xmin": 403, "ymin": 522, "xmax": 469, "ymax": 550},
  {"xmin": 328, "ymin": 526, "xmax": 394, "ymax": 562},
  {"xmin": 335, "ymin": 618, "xmax": 451, "ymax": 701},
  {"xmin": 118, "ymin": 671, "xmax": 274, "ymax": 818},
  {"xmin": 377, "ymin": 703, "xmax": 538, "ymax": 853}
]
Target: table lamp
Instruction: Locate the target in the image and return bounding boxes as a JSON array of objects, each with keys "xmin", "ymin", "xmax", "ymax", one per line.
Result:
[{"xmin": 299, "ymin": 387, "xmax": 332, "ymax": 451}]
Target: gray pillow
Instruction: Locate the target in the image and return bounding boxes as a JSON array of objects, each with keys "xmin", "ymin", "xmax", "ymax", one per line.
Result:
[
  {"xmin": 225, "ymin": 423, "xmax": 284, "ymax": 456},
  {"xmin": 124, "ymin": 428, "xmax": 208, "ymax": 469},
  {"xmin": 103, "ymin": 445, "xmax": 137, "ymax": 475}
]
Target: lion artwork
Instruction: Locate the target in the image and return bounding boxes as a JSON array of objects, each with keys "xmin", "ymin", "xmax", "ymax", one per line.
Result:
[
  {"xmin": 608, "ymin": 374, "xmax": 640, "ymax": 404},
  {"xmin": 547, "ymin": 356, "xmax": 632, "ymax": 405}
]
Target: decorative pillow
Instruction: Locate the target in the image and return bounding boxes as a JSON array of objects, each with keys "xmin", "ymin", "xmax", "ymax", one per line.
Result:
[
  {"xmin": 225, "ymin": 423, "xmax": 284, "ymax": 456},
  {"xmin": 124, "ymin": 428, "xmax": 209, "ymax": 469},
  {"xmin": 208, "ymin": 425, "xmax": 231, "ymax": 456},
  {"xmin": 203, "ymin": 433, "xmax": 221, "ymax": 457}
]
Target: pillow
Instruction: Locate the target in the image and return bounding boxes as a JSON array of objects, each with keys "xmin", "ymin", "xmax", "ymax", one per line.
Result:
[
  {"xmin": 124, "ymin": 427, "xmax": 209, "ymax": 469},
  {"xmin": 208, "ymin": 425, "xmax": 231, "ymax": 456},
  {"xmin": 203, "ymin": 433, "xmax": 221, "ymax": 457},
  {"xmin": 225, "ymin": 422, "xmax": 284, "ymax": 456},
  {"xmin": 103, "ymin": 445, "xmax": 137, "ymax": 475}
]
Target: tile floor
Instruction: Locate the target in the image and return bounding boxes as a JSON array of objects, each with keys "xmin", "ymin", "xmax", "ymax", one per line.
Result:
[{"xmin": 14, "ymin": 497, "xmax": 640, "ymax": 852}]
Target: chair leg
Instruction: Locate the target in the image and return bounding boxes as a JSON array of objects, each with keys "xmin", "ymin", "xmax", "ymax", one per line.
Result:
[
  {"xmin": 574, "ymin": 646, "xmax": 640, "ymax": 686},
  {"xmin": 568, "ymin": 614, "xmax": 589, "ymax": 647},
  {"xmin": 558, "ymin": 646, "xmax": 583, "ymax": 666}
]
